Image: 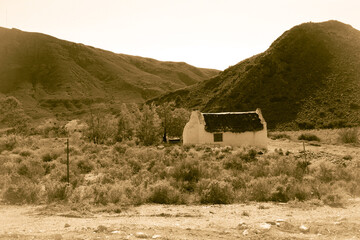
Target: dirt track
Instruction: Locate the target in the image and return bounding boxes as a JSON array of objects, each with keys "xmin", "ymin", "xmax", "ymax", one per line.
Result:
[{"xmin": 1, "ymin": 198, "xmax": 360, "ymax": 240}]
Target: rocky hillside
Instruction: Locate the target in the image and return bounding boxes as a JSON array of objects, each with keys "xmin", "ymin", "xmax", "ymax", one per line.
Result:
[
  {"xmin": 150, "ymin": 21, "xmax": 360, "ymax": 129},
  {"xmin": 0, "ymin": 27, "xmax": 219, "ymax": 119}
]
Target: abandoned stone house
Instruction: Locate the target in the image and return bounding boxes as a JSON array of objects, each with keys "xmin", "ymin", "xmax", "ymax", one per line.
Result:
[{"xmin": 182, "ymin": 109, "xmax": 267, "ymax": 147}]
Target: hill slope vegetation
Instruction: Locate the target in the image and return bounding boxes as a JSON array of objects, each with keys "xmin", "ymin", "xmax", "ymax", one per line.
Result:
[
  {"xmin": 0, "ymin": 27, "xmax": 219, "ymax": 120},
  {"xmin": 151, "ymin": 21, "xmax": 360, "ymax": 129}
]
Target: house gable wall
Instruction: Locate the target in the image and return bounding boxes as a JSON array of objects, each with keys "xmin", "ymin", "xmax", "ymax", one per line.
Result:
[{"xmin": 183, "ymin": 110, "xmax": 267, "ymax": 148}]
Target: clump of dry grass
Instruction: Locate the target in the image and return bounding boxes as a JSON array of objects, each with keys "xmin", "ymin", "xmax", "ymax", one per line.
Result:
[
  {"xmin": 338, "ymin": 128, "xmax": 359, "ymax": 144},
  {"xmin": 269, "ymin": 133, "xmax": 291, "ymax": 140},
  {"xmin": 298, "ymin": 133, "xmax": 320, "ymax": 142}
]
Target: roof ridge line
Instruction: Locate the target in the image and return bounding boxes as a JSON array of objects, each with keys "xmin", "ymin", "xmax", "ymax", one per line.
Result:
[{"xmin": 202, "ymin": 111, "xmax": 257, "ymax": 115}]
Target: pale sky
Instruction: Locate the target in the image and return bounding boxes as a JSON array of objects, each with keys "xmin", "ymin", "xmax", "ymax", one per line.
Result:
[{"xmin": 0, "ymin": 0, "xmax": 359, "ymax": 70}]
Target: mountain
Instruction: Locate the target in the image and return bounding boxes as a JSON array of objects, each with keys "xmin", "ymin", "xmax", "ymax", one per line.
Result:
[
  {"xmin": 150, "ymin": 20, "xmax": 360, "ymax": 129},
  {"xmin": 0, "ymin": 27, "xmax": 219, "ymax": 119}
]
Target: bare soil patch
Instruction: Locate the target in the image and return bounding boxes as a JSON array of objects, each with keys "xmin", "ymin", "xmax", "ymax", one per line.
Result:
[{"xmin": 1, "ymin": 198, "xmax": 360, "ymax": 240}]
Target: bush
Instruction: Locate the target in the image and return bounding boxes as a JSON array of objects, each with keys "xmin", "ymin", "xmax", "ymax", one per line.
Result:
[
  {"xmin": 172, "ymin": 158, "xmax": 202, "ymax": 183},
  {"xmin": 321, "ymin": 188, "xmax": 348, "ymax": 207},
  {"xmin": 92, "ymin": 184, "xmax": 110, "ymax": 205},
  {"xmin": 3, "ymin": 182, "xmax": 41, "ymax": 204},
  {"xmin": 338, "ymin": 128, "xmax": 359, "ymax": 144},
  {"xmin": 317, "ymin": 162, "xmax": 336, "ymax": 183},
  {"xmin": 77, "ymin": 159, "xmax": 94, "ymax": 174},
  {"xmin": 246, "ymin": 177, "xmax": 272, "ymax": 201},
  {"xmin": 223, "ymin": 155, "xmax": 243, "ymax": 170},
  {"xmin": 147, "ymin": 181, "xmax": 182, "ymax": 204},
  {"xmin": 42, "ymin": 152, "xmax": 60, "ymax": 162},
  {"xmin": 239, "ymin": 149, "xmax": 258, "ymax": 162},
  {"xmin": 199, "ymin": 180, "xmax": 234, "ymax": 204},
  {"xmin": 298, "ymin": 133, "xmax": 320, "ymax": 142},
  {"xmin": 17, "ymin": 160, "xmax": 45, "ymax": 179},
  {"xmin": 113, "ymin": 143, "xmax": 127, "ymax": 154},
  {"xmin": 45, "ymin": 182, "xmax": 72, "ymax": 202},
  {"xmin": 0, "ymin": 134, "xmax": 17, "ymax": 153},
  {"xmin": 269, "ymin": 133, "xmax": 291, "ymax": 140}
]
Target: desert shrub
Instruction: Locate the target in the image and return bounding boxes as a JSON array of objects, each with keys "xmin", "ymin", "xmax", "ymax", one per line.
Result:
[
  {"xmin": 0, "ymin": 134, "xmax": 17, "ymax": 153},
  {"xmin": 127, "ymin": 158, "xmax": 142, "ymax": 174},
  {"xmin": 89, "ymin": 183, "xmax": 120, "ymax": 205},
  {"xmin": 19, "ymin": 150, "xmax": 32, "ymax": 157},
  {"xmin": 76, "ymin": 159, "xmax": 95, "ymax": 174},
  {"xmin": 172, "ymin": 158, "xmax": 202, "ymax": 183},
  {"xmin": 132, "ymin": 147, "xmax": 164, "ymax": 163},
  {"xmin": 246, "ymin": 177, "xmax": 273, "ymax": 201},
  {"xmin": 42, "ymin": 152, "xmax": 60, "ymax": 162},
  {"xmin": 148, "ymin": 161, "xmax": 168, "ymax": 180},
  {"xmin": 113, "ymin": 142, "xmax": 127, "ymax": 154},
  {"xmin": 319, "ymin": 184, "xmax": 348, "ymax": 207},
  {"xmin": 317, "ymin": 162, "xmax": 336, "ymax": 183},
  {"xmin": 147, "ymin": 181, "xmax": 182, "ymax": 204},
  {"xmin": 172, "ymin": 158, "xmax": 202, "ymax": 191},
  {"xmin": 322, "ymin": 192, "xmax": 346, "ymax": 207},
  {"xmin": 269, "ymin": 157, "xmax": 295, "ymax": 177},
  {"xmin": 92, "ymin": 184, "xmax": 110, "ymax": 205},
  {"xmin": 17, "ymin": 160, "xmax": 45, "ymax": 179},
  {"xmin": 269, "ymin": 133, "xmax": 291, "ymax": 140},
  {"xmin": 3, "ymin": 182, "xmax": 41, "ymax": 204},
  {"xmin": 269, "ymin": 183, "xmax": 289, "ymax": 202},
  {"xmin": 291, "ymin": 183, "xmax": 312, "ymax": 201},
  {"xmin": 107, "ymin": 184, "xmax": 125, "ymax": 204},
  {"xmin": 45, "ymin": 182, "xmax": 72, "ymax": 202},
  {"xmin": 246, "ymin": 175, "xmax": 308, "ymax": 202},
  {"xmin": 270, "ymin": 178, "xmax": 312, "ymax": 202},
  {"xmin": 296, "ymin": 160, "xmax": 311, "ymax": 175},
  {"xmin": 334, "ymin": 167, "xmax": 354, "ymax": 182},
  {"xmin": 40, "ymin": 122, "xmax": 67, "ymax": 138},
  {"xmin": 269, "ymin": 157, "xmax": 310, "ymax": 180},
  {"xmin": 68, "ymin": 186, "xmax": 94, "ymax": 204},
  {"xmin": 248, "ymin": 159, "xmax": 270, "ymax": 178},
  {"xmin": 239, "ymin": 149, "xmax": 258, "ymax": 162},
  {"xmin": 120, "ymin": 181, "xmax": 146, "ymax": 205},
  {"xmin": 297, "ymin": 120, "xmax": 315, "ymax": 130},
  {"xmin": 42, "ymin": 162, "xmax": 57, "ymax": 175},
  {"xmin": 223, "ymin": 155, "xmax": 243, "ymax": 170},
  {"xmin": 199, "ymin": 179, "xmax": 234, "ymax": 204},
  {"xmin": 298, "ymin": 133, "xmax": 320, "ymax": 142},
  {"xmin": 338, "ymin": 128, "xmax": 359, "ymax": 144}
]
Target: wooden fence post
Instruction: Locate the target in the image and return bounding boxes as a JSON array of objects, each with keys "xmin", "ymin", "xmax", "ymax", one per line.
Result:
[
  {"xmin": 66, "ymin": 138, "xmax": 70, "ymax": 185},
  {"xmin": 303, "ymin": 141, "xmax": 306, "ymax": 161}
]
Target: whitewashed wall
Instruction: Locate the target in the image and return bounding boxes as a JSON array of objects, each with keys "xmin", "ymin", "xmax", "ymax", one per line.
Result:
[{"xmin": 183, "ymin": 111, "xmax": 268, "ymax": 148}]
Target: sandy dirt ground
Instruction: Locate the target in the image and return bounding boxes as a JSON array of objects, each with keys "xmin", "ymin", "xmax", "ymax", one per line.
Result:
[
  {"xmin": 1, "ymin": 138, "xmax": 360, "ymax": 240},
  {"xmin": 1, "ymin": 199, "xmax": 360, "ymax": 240}
]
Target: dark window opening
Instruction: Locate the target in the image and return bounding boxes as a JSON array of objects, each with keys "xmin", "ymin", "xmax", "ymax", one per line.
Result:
[{"xmin": 214, "ymin": 133, "xmax": 223, "ymax": 142}]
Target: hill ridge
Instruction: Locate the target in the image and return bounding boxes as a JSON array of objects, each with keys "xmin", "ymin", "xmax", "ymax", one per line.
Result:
[
  {"xmin": 149, "ymin": 20, "xmax": 360, "ymax": 129},
  {"xmin": 0, "ymin": 27, "xmax": 219, "ymax": 120}
]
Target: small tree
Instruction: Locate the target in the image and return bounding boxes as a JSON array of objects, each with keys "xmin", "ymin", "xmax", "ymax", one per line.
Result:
[
  {"xmin": 0, "ymin": 96, "xmax": 30, "ymax": 133},
  {"xmin": 167, "ymin": 108, "xmax": 190, "ymax": 138},
  {"xmin": 116, "ymin": 104, "xmax": 135, "ymax": 141},
  {"xmin": 136, "ymin": 104, "xmax": 162, "ymax": 145},
  {"xmin": 156, "ymin": 102, "xmax": 174, "ymax": 142},
  {"xmin": 156, "ymin": 102, "xmax": 190, "ymax": 141},
  {"xmin": 86, "ymin": 108, "xmax": 117, "ymax": 144}
]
